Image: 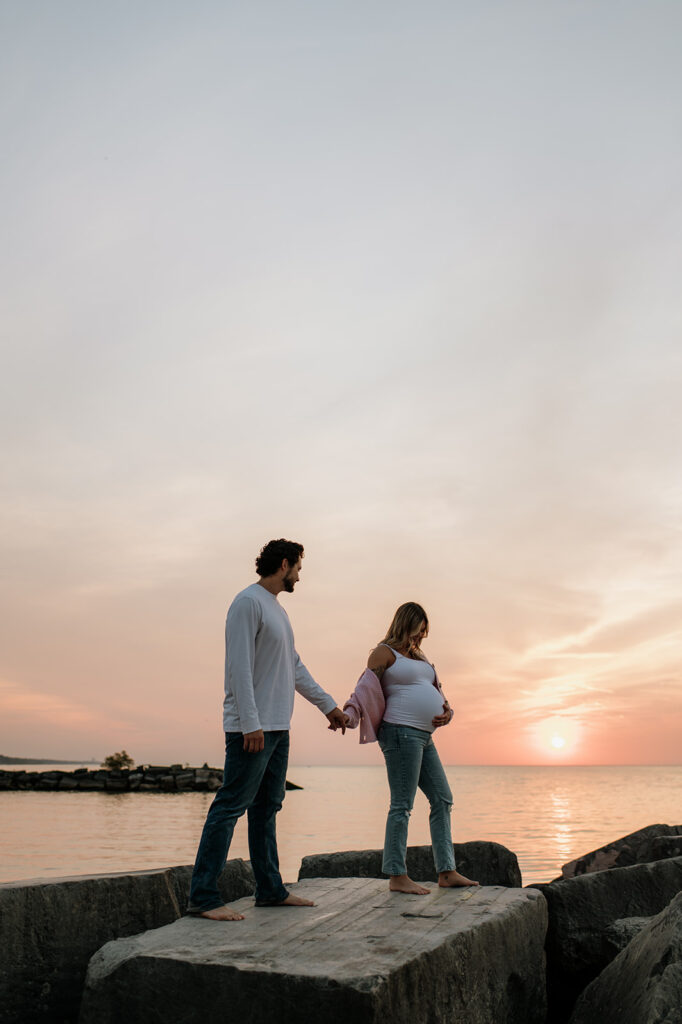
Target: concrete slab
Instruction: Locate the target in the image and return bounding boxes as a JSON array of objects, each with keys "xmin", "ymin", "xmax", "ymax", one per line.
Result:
[{"xmin": 79, "ymin": 878, "xmax": 547, "ymax": 1024}]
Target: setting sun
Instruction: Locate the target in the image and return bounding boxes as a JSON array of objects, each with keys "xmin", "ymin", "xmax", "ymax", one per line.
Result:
[{"xmin": 533, "ymin": 717, "xmax": 581, "ymax": 760}]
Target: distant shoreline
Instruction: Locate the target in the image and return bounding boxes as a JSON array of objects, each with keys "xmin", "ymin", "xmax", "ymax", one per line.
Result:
[{"xmin": 0, "ymin": 757, "xmax": 99, "ymax": 766}]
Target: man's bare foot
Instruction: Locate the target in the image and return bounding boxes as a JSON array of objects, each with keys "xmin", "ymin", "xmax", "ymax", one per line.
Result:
[
  {"xmin": 274, "ymin": 894, "xmax": 316, "ymax": 907},
  {"xmin": 198, "ymin": 906, "xmax": 245, "ymax": 921},
  {"xmin": 438, "ymin": 870, "xmax": 480, "ymax": 888},
  {"xmin": 389, "ymin": 875, "xmax": 431, "ymax": 895}
]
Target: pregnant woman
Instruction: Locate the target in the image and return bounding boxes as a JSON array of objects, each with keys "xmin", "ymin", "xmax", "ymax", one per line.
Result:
[{"xmin": 344, "ymin": 602, "xmax": 478, "ymax": 895}]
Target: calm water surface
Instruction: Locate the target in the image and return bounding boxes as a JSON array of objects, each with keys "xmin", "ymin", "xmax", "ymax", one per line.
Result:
[{"xmin": 1, "ymin": 765, "xmax": 680, "ymax": 887}]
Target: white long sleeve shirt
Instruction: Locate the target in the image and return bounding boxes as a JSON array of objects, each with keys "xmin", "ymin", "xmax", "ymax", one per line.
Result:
[{"xmin": 222, "ymin": 583, "xmax": 336, "ymax": 733}]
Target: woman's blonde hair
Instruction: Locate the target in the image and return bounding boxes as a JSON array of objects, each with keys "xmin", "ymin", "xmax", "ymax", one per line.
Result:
[{"xmin": 381, "ymin": 602, "xmax": 429, "ymax": 653}]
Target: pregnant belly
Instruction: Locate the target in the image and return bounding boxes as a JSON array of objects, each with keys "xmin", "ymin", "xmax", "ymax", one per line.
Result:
[{"xmin": 384, "ymin": 682, "xmax": 445, "ymax": 732}]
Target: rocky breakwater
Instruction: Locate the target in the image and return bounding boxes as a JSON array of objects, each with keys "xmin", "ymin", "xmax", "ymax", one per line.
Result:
[
  {"xmin": 533, "ymin": 822, "xmax": 682, "ymax": 1024},
  {"xmin": 0, "ymin": 765, "xmax": 304, "ymax": 793},
  {"xmin": 0, "ymin": 860, "xmax": 255, "ymax": 1024},
  {"xmin": 559, "ymin": 822, "xmax": 682, "ymax": 879},
  {"xmin": 0, "ymin": 764, "xmax": 224, "ymax": 792},
  {"xmin": 78, "ymin": 877, "xmax": 548, "ymax": 1024},
  {"xmin": 569, "ymin": 889, "xmax": 682, "ymax": 1024}
]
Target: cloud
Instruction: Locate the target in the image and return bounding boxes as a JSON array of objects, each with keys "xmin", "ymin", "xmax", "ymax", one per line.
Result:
[{"xmin": 0, "ymin": 678, "xmax": 116, "ymax": 729}]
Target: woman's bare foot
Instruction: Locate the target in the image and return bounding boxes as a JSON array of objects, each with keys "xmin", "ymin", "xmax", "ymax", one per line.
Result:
[
  {"xmin": 438, "ymin": 870, "xmax": 479, "ymax": 888},
  {"xmin": 275, "ymin": 894, "xmax": 315, "ymax": 907},
  {"xmin": 389, "ymin": 875, "xmax": 431, "ymax": 895},
  {"xmin": 199, "ymin": 906, "xmax": 245, "ymax": 921}
]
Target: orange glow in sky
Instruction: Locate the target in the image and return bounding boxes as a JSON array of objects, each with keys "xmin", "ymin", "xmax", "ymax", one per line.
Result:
[{"xmin": 1, "ymin": 3, "xmax": 681, "ymax": 768}]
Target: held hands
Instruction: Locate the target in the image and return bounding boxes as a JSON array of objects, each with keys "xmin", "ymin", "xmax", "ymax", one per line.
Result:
[
  {"xmin": 432, "ymin": 702, "xmax": 453, "ymax": 729},
  {"xmin": 326, "ymin": 707, "xmax": 347, "ymax": 734},
  {"xmin": 243, "ymin": 729, "xmax": 265, "ymax": 753},
  {"xmin": 244, "ymin": 708, "xmax": 347, "ymax": 753}
]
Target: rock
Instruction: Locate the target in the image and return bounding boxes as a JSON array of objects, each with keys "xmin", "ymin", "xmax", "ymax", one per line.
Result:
[
  {"xmin": 77, "ymin": 775, "xmax": 106, "ymax": 791},
  {"xmin": 37, "ymin": 776, "xmax": 59, "ymax": 790},
  {"xmin": 603, "ymin": 916, "xmax": 652, "ymax": 958},
  {"xmin": 641, "ymin": 834, "xmax": 682, "ymax": 861},
  {"xmin": 104, "ymin": 777, "xmax": 127, "ymax": 791},
  {"xmin": 569, "ymin": 891, "xmax": 682, "ymax": 1024},
  {"xmin": 536, "ymin": 854, "xmax": 682, "ymax": 1023},
  {"xmin": 174, "ymin": 771, "xmax": 195, "ymax": 791},
  {"xmin": 0, "ymin": 860, "xmax": 254, "ymax": 1024},
  {"xmin": 78, "ymin": 878, "xmax": 547, "ymax": 1024},
  {"xmin": 561, "ymin": 823, "xmax": 682, "ymax": 878},
  {"xmin": 299, "ymin": 840, "xmax": 522, "ymax": 887}
]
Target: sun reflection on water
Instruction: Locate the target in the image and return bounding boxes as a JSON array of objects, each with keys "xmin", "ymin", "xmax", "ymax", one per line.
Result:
[
  {"xmin": 1, "ymin": 765, "xmax": 681, "ymax": 888},
  {"xmin": 548, "ymin": 789, "xmax": 574, "ymax": 866}
]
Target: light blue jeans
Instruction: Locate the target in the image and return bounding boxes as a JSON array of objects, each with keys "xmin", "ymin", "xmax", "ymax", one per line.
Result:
[{"xmin": 378, "ymin": 722, "xmax": 456, "ymax": 876}]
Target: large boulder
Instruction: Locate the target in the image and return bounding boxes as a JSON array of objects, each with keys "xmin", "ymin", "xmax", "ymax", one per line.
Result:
[
  {"xmin": 299, "ymin": 841, "xmax": 522, "ymax": 887},
  {"xmin": 569, "ymin": 891, "xmax": 682, "ymax": 1024},
  {"xmin": 641, "ymin": 834, "xmax": 682, "ymax": 862},
  {"xmin": 602, "ymin": 916, "xmax": 652, "ymax": 958},
  {"xmin": 536, "ymin": 854, "xmax": 682, "ymax": 1023},
  {"xmin": 79, "ymin": 878, "xmax": 547, "ymax": 1024},
  {"xmin": 560, "ymin": 823, "xmax": 682, "ymax": 879},
  {"xmin": 0, "ymin": 861, "xmax": 254, "ymax": 1024}
]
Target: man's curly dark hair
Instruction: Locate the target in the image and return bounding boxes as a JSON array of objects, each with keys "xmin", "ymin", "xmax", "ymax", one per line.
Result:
[{"xmin": 255, "ymin": 538, "xmax": 304, "ymax": 578}]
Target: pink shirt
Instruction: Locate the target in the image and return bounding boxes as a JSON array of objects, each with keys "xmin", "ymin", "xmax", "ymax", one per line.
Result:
[{"xmin": 343, "ymin": 669, "xmax": 385, "ymax": 743}]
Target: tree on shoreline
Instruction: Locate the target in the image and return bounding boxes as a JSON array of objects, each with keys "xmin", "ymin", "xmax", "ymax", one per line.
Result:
[{"xmin": 101, "ymin": 750, "xmax": 135, "ymax": 770}]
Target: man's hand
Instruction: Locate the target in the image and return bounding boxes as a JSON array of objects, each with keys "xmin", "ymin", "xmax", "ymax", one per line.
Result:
[
  {"xmin": 432, "ymin": 702, "xmax": 453, "ymax": 729},
  {"xmin": 326, "ymin": 707, "xmax": 347, "ymax": 734},
  {"xmin": 243, "ymin": 729, "xmax": 265, "ymax": 753}
]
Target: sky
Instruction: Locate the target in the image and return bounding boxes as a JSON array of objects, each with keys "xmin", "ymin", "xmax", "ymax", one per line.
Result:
[{"xmin": 1, "ymin": 1, "xmax": 681, "ymax": 767}]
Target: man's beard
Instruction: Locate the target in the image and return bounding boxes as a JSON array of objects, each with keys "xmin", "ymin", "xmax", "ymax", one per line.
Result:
[{"xmin": 282, "ymin": 575, "xmax": 296, "ymax": 593}]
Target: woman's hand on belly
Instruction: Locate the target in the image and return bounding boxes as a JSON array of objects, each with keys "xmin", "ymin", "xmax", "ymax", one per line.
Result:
[{"xmin": 432, "ymin": 701, "xmax": 453, "ymax": 729}]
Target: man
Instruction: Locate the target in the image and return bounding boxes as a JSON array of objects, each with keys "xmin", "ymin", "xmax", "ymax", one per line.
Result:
[{"xmin": 188, "ymin": 538, "xmax": 347, "ymax": 920}]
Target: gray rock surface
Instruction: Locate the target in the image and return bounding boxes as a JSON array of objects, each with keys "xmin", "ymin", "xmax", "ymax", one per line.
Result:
[
  {"xmin": 536, "ymin": 854, "xmax": 682, "ymax": 1023},
  {"xmin": 641, "ymin": 834, "xmax": 682, "ymax": 862},
  {"xmin": 603, "ymin": 915, "xmax": 652, "ymax": 958},
  {"xmin": 0, "ymin": 860, "xmax": 254, "ymax": 1024},
  {"xmin": 560, "ymin": 823, "xmax": 682, "ymax": 878},
  {"xmin": 79, "ymin": 877, "xmax": 547, "ymax": 1024},
  {"xmin": 299, "ymin": 840, "xmax": 521, "ymax": 887},
  {"xmin": 570, "ymin": 891, "xmax": 682, "ymax": 1024}
]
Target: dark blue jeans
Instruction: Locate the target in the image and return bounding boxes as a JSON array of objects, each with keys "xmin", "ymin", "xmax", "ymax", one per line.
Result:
[{"xmin": 188, "ymin": 730, "xmax": 290, "ymax": 912}]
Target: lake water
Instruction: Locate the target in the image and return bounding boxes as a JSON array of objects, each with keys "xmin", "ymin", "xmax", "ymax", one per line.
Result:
[{"xmin": 1, "ymin": 765, "xmax": 680, "ymax": 888}]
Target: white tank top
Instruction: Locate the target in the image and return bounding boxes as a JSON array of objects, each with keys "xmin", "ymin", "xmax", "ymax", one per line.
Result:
[{"xmin": 381, "ymin": 646, "xmax": 444, "ymax": 734}]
